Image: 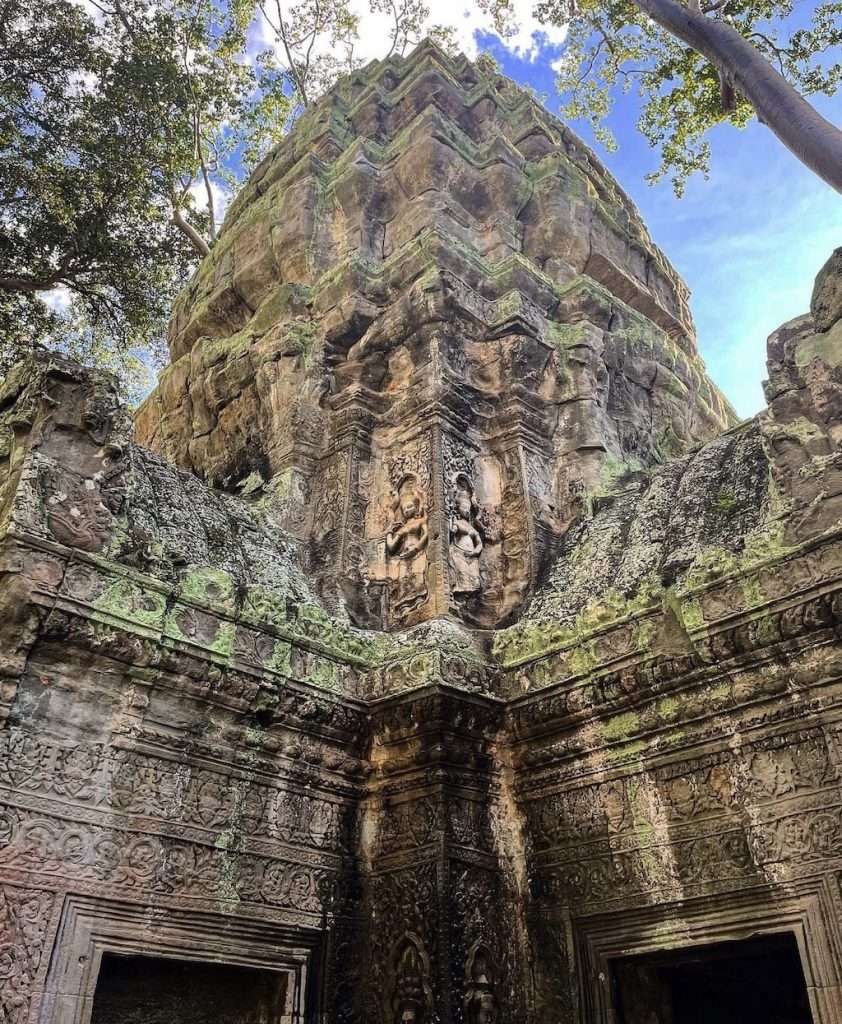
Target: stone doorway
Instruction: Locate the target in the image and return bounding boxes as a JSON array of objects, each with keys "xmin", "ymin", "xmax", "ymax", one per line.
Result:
[
  {"xmin": 611, "ymin": 933, "xmax": 813, "ymax": 1024},
  {"xmin": 90, "ymin": 953, "xmax": 291, "ymax": 1024}
]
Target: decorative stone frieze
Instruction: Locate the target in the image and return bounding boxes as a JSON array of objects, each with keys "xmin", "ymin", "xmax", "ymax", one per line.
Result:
[{"xmin": 3, "ymin": 38, "xmax": 842, "ymax": 1024}]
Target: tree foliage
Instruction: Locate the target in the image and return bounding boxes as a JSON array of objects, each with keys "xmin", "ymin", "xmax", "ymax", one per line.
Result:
[
  {"xmin": 1, "ymin": 0, "xmax": 189, "ymax": 393},
  {"xmin": 527, "ymin": 0, "xmax": 842, "ymax": 193},
  {"xmin": 4, "ymin": 0, "xmax": 840, "ymax": 396},
  {"xmin": 0, "ymin": 0, "xmax": 445, "ymax": 395},
  {"xmin": 1, "ymin": 0, "xmax": 282, "ymax": 394}
]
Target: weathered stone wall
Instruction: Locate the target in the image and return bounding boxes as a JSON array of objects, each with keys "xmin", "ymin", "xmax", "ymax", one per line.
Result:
[
  {"xmin": 134, "ymin": 41, "xmax": 735, "ymax": 633},
  {"xmin": 2, "ymin": 42, "xmax": 842, "ymax": 1024},
  {"xmin": 497, "ymin": 244, "xmax": 842, "ymax": 1022},
  {"xmin": 0, "ymin": 355, "xmax": 363, "ymax": 1024},
  {"xmin": 0, "ymin": 349, "xmax": 525, "ymax": 1024}
]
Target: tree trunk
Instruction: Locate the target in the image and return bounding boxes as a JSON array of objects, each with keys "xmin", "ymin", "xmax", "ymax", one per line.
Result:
[
  {"xmin": 171, "ymin": 205, "xmax": 211, "ymax": 258},
  {"xmin": 632, "ymin": 0, "xmax": 842, "ymax": 193}
]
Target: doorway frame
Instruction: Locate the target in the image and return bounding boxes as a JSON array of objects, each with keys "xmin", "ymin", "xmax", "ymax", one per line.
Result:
[
  {"xmin": 574, "ymin": 879, "xmax": 842, "ymax": 1024},
  {"xmin": 37, "ymin": 895, "xmax": 325, "ymax": 1024}
]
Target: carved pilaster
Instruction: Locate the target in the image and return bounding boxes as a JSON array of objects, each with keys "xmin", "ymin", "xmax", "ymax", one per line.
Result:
[{"xmin": 359, "ymin": 688, "xmax": 527, "ymax": 1024}]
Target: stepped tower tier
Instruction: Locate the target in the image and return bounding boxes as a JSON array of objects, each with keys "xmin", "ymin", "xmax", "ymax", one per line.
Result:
[
  {"xmin": 5, "ymin": 35, "xmax": 842, "ymax": 1024},
  {"xmin": 136, "ymin": 39, "xmax": 734, "ymax": 632}
]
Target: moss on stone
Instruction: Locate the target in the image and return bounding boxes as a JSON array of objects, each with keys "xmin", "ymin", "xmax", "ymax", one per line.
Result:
[
  {"xmin": 492, "ymin": 578, "xmax": 662, "ymax": 667},
  {"xmin": 707, "ymin": 679, "xmax": 732, "ymax": 705},
  {"xmin": 284, "ymin": 319, "xmax": 319, "ymax": 365},
  {"xmin": 178, "ymin": 566, "xmax": 237, "ymax": 614},
  {"xmin": 93, "ymin": 577, "xmax": 167, "ymax": 632},
  {"xmin": 679, "ymin": 596, "xmax": 705, "ymax": 632},
  {"xmin": 163, "ymin": 603, "xmax": 236, "ymax": 659},
  {"xmin": 307, "ymin": 655, "xmax": 342, "ymax": 691},
  {"xmin": 198, "ymin": 329, "xmax": 254, "ymax": 371},
  {"xmin": 249, "ymin": 287, "xmax": 297, "ymax": 337},
  {"xmin": 741, "ymin": 573, "xmax": 765, "ymax": 608},
  {"xmin": 270, "ymin": 640, "xmax": 292, "ymax": 674},
  {"xmin": 604, "ymin": 738, "xmax": 647, "ymax": 763},
  {"xmin": 596, "ymin": 453, "xmax": 645, "ymax": 495},
  {"xmin": 242, "ymin": 585, "xmax": 290, "ymax": 629},
  {"xmin": 601, "ymin": 710, "xmax": 641, "ymax": 741},
  {"xmin": 677, "ymin": 546, "xmax": 741, "ymax": 590},
  {"xmin": 715, "ymin": 490, "xmax": 737, "ymax": 512},
  {"xmin": 655, "ymin": 695, "xmax": 681, "ymax": 721},
  {"xmin": 794, "ymin": 319, "xmax": 842, "ymax": 368}
]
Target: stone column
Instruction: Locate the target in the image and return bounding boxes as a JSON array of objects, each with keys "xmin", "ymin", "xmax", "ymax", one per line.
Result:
[{"xmin": 356, "ymin": 687, "xmax": 529, "ymax": 1024}]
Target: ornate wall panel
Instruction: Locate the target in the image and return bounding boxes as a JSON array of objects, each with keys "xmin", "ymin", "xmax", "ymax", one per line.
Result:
[{"xmin": 3, "ymin": 38, "xmax": 842, "ymax": 1024}]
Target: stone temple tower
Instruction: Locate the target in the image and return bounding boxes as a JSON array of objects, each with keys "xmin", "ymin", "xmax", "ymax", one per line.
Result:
[
  {"xmin": 4, "ymin": 39, "xmax": 842, "ymax": 1024},
  {"xmin": 136, "ymin": 40, "xmax": 732, "ymax": 631}
]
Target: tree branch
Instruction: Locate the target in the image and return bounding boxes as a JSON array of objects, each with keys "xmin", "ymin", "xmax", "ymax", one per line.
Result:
[
  {"xmin": 748, "ymin": 30, "xmax": 789, "ymax": 76},
  {"xmin": 199, "ymin": 147, "xmax": 217, "ymax": 241},
  {"xmin": 170, "ymin": 203, "xmax": 211, "ymax": 257},
  {"xmin": 262, "ymin": 0, "xmax": 310, "ymax": 106},
  {"xmin": 109, "ymin": 0, "xmax": 140, "ymax": 44},
  {"xmin": 630, "ymin": 0, "xmax": 842, "ymax": 191},
  {"xmin": 0, "ymin": 274, "xmax": 64, "ymax": 294},
  {"xmin": 0, "ymin": 250, "xmax": 80, "ymax": 294}
]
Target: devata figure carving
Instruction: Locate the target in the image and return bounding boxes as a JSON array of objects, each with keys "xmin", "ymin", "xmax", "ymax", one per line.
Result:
[
  {"xmin": 465, "ymin": 946, "xmax": 497, "ymax": 1024},
  {"xmin": 8, "ymin": 38, "xmax": 842, "ymax": 1024},
  {"xmin": 386, "ymin": 474, "xmax": 429, "ymax": 617},
  {"xmin": 449, "ymin": 473, "xmax": 483, "ymax": 600},
  {"xmin": 392, "ymin": 938, "xmax": 431, "ymax": 1024}
]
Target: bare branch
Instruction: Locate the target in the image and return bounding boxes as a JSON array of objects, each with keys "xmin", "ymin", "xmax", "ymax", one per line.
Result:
[
  {"xmin": 199, "ymin": 142, "xmax": 217, "ymax": 241},
  {"xmin": 170, "ymin": 202, "xmax": 211, "ymax": 257},
  {"xmin": 262, "ymin": 0, "xmax": 310, "ymax": 105},
  {"xmin": 748, "ymin": 30, "xmax": 790, "ymax": 76}
]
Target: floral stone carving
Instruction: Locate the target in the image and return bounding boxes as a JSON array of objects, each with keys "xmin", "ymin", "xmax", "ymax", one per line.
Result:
[{"xmin": 3, "ymin": 38, "xmax": 842, "ymax": 1024}]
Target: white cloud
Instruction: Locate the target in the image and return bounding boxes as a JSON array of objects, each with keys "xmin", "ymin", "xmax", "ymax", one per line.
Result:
[
  {"xmin": 256, "ymin": 0, "xmax": 566, "ymax": 73},
  {"xmin": 189, "ymin": 177, "xmax": 232, "ymax": 225},
  {"xmin": 41, "ymin": 285, "xmax": 73, "ymax": 312}
]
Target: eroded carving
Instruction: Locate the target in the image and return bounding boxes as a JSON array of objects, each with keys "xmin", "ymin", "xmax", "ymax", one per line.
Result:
[
  {"xmin": 386, "ymin": 474, "xmax": 430, "ymax": 619},
  {"xmin": 464, "ymin": 945, "xmax": 497, "ymax": 1024},
  {"xmin": 0, "ymin": 886, "xmax": 54, "ymax": 1024},
  {"xmin": 449, "ymin": 473, "xmax": 483, "ymax": 603},
  {"xmin": 391, "ymin": 935, "xmax": 432, "ymax": 1024}
]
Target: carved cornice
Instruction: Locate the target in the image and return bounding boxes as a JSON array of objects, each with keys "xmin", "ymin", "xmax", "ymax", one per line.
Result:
[{"xmin": 7, "ymin": 525, "xmax": 842, "ymax": 755}]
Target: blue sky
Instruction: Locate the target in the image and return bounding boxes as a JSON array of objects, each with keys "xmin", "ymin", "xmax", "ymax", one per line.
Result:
[
  {"xmin": 211, "ymin": 4, "xmax": 840, "ymax": 420},
  {"xmin": 481, "ymin": 35, "xmax": 842, "ymax": 420}
]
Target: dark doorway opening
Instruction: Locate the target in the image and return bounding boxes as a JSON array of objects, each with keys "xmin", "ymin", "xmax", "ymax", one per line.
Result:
[
  {"xmin": 90, "ymin": 952, "xmax": 289, "ymax": 1024},
  {"xmin": 611, "ymin": 932, "xmax": 813, "ymax": 1024}
]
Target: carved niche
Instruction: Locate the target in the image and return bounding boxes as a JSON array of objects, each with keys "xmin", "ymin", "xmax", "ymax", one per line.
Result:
[
  {"xmin": 464, "ymin": 944, "xmax": 498, "ymax": 1024},
  {"xmin": 390, "ymin": 934, "xmax": 433, "ymax": 1024},
  {"xmin": 448, "ymin": 473, "xmax": 484, "ymax": 607},
  {"xmin": 385, "ymin": 473, "xmax": 430, "ymax": 621}
]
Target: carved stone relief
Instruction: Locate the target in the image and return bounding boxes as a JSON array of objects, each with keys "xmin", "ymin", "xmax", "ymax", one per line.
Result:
[
  {"xmin": 5, "ymin": 38, "xmax": 842, "ymax": 1024},
  {"xmin": 385, "ymin": 474, "xmax": 430, "ymax": 620},
  {"xmin": 464, "ymin": 945, "xmax": 497, "ymax": 1024},
  {"xmin": 391, "ymin": 935, "xmax": 433, "ymax": 1024},
  {"xmin": 312, "ymin": 451, "xmax": 349, "ymax": 573},
  {"xmin": 0, "ymin": 885, "xmax": 54, "ymax": 1024},
  {"xmin": 448, "ymin": 474, "xmax": 483, "ymax": 603}
]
